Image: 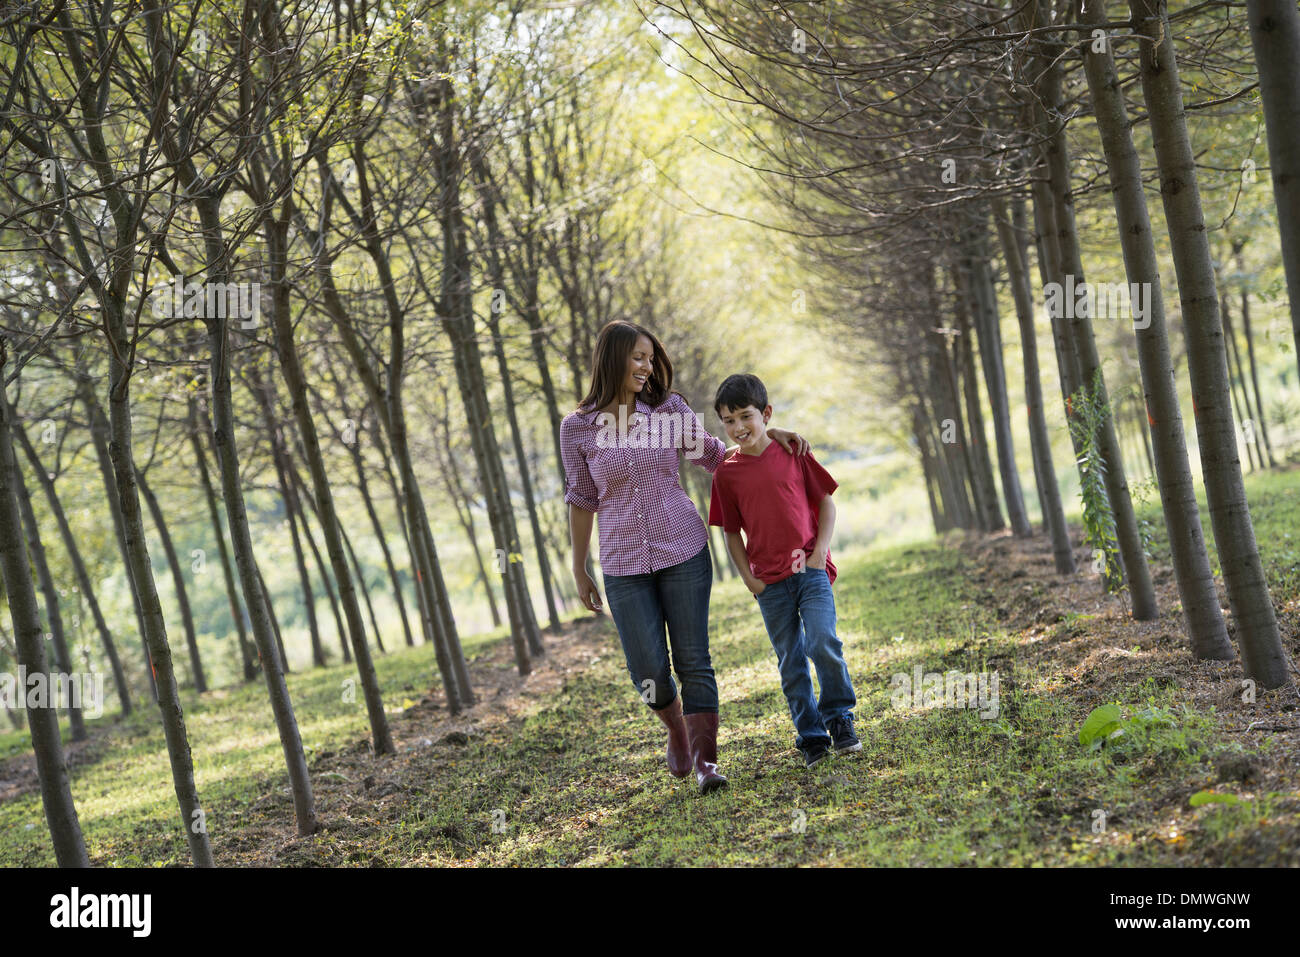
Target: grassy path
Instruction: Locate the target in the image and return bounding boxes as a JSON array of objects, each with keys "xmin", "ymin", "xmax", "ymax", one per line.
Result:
[{"xmin": 2, "ymin": 473, "xmax": 1299, "ymax": 866}]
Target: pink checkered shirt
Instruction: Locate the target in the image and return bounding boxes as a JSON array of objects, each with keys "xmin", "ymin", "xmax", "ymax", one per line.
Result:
[{"xmin": 561, "ymin": 391, "xmax": 726, "ymax": 576}]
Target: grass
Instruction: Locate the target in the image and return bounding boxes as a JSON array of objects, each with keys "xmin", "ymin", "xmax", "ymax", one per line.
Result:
[
  {"xmin": 1, "ymin": 470, "xmax": 1298, "ymax": 866},
  {"xmin": 0, "ymin": 621, "xmax": 517, "ymax": 865}
]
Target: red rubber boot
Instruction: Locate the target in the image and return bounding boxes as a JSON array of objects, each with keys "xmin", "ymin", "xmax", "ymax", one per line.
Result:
[
  {"xmin": 684, "ymin": 712, "xmax": 728, "ymax": 794},
  {"xmin": 654, "ymin": 696, "xmax": 692, "ymax": 778}
]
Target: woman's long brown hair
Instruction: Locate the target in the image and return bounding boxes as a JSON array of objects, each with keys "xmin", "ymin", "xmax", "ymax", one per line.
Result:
[{"xmin": 576, "ymin": 320, "xmax": 675, "ymax": 412}]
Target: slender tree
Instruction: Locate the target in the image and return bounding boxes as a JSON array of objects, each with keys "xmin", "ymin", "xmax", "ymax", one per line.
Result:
[
  {"xmin": 0, "ymin": 343, "xmax": 89, "ymax": 867},
  {"xmin": 9, "ymin": 401, "xmax": 87, "ymax": 741},
  {"xmin": 13, "ymin": 419, "xmax": 131, "ymax": 713},
  {"xmin": 136, "ymin": 467, "xmax": 206, "ymax": 692},
  {"xmin": 1128, "ymin": 0, "xmax": 1290, "ymax": 686},
  {"xmin": 992, "ymin": 199, "xmax": 1074, "ymax": 573},
  {"xmin": 1075, "ymin": 0, "xmax": 1233, "ymax": 659},
  {"xmin": 1245, "ymin": 0, "xmax": 1300, "ymax": 370}
]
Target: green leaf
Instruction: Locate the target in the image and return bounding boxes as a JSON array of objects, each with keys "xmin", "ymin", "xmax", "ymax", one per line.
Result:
[
  {"xmin": 1189, "ymin": 790, "xmax": 1240, "ymax": 807},
  {"xmin": 1079, "ymin": 703, "xmax": 1123, "ymax": 747}
]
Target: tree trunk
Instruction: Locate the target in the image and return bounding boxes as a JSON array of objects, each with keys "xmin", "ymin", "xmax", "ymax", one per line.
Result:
[
  {"xmin": 251, "ymin": 364, "xmax": 327, "ymax": 668},
  {"xmin": 1129, "ymin": 0, "xmax": 1289, "ymax": 686},
  {"xmin": 945, "ymin": 329, "xmax": 990, "ymax": 532},
  {"xmin": 915, "ymin": 356, "xmax": 969, "ymax": 529},
  {"xmin": 951, "ymin": 264, "xmax": 1004, "ymax": 531},
  {"xmin": 309, "ymin": 369, "xmax": 420, "ymax": 653},
  {"xmin": 349, "ymin": 437, "xmax": 415, "ymax": 648},
  {"xmin": 484, "ymin": 304, "xmax": 562, "ymax": 637},
  {"xmin": 1232, "ymin": 241, "xmax": 1278, "ymax": 467},
  {"xmin": 11, "ymin": 423, "xmax": 87, "ymax": 741},
  {"xmin": 78, "ymin": 378, "xmax": 156, "ymax": 699},
  {"xmin": 0, "ymin": 354, "xmax": 89, "ymax": 867},
  {"xmin": 431, "ymin": 394, "xmax": 504, "ymax": 629},
  {"xmin": 136, "ymin": 468, "xmax": 206, "ymax": 693},
  {"xmin": 315, "ymin": 155, "xmax": 472, "ymax": 713},
  {"xmin": 37, "ymin": 2, "xmax": 210, "ymax": 865},
  {"xmin": 434, "ymin": 79, "xmax": 539, "ymax": 673},
  {"xmin": 1076, "ymin": 0, "xmax": 1234, "ymax": 659},
  {"xmin": 1221, "ymin": 291, "xmax": 1260, "ymax": 472},
  {"xmin": 396, "ymin": 421, "xmax": 470, "ymax": 708},
  {"xmin": 261, "ymin": 201, "xmax": 391, "ymax": 751},
  {"xmin": 1138, "ymin": 405, "xmax": 1156, "ymax": 476},
  {"xmin": 964, "ymin": 215, "xmax": 1033, "ymax": 537},
  {"xmin": 1040, "ymin": 58, "xmax": 1158, "ymax": 618},
  {"xmin": 472, "ymin": 145, "xmax": 564, "ymax": 634},
  {"xmin": 1025, "ymin": 96, "xmax": 1085, "ymax": 413},
  {"xmin": 297, "ymin": 484, "xmax": 349, "ymax": 665},
  {"xmin": 1245, "ymin": 0, "xmax": 1300, "ymax": 372},
  {"xmin": 926, "ymin": 332, "xmax": 974, "ymax": 528},
  {"xmin": 189, "ymin": 398, "xmax": 255, "ymax": 681},
  {"xmin": 338, "ymin": 520, "xmax": 385, "ymax": 654},
  {"xmin": 285, "ymin": 453, "xmax": 386, "ymax": 657},
  {"xmin": 993, "ymin": 199, "xmax": 1075, "ymax": 573},
  {"xmin": 255, "ymin": 561, "xmax": 289, "ymax": 673},
  {"xmin": 13, "ymin": 422, "xmax": 130, "ymax": 713},
  {"xmin": 104, "ymin": 319, "xmax": 214, "ymax": 864},
  {"xmin": 1031, "ymin": 179, "xmax": 1084, "ymax": 448},
  {"xmin": 372, "ymin": 427, "xmax": 436, "ymax": 651},
  {"xmin": 521, "ymin": 127, "xmax": 569, "ymax": 487},
  {"xmin": 933, "ymin": 265, "xmax": 990, "ymax": 532},
  {"xmin": 204, "ymin": 305, "xmax": 320, "ymax": 832},
  {"xmin": 915, "ymin": 404, "xmax": 947, "ymax": 533},
  {"xmin": 278, "ymin": 437, "xmax": 326, "ymax": 666}
]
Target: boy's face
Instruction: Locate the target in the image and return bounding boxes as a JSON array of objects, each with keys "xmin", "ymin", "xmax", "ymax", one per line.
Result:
[{"xmin": 718, "ymin": 403, "xmax": 772, "ymax": 453}]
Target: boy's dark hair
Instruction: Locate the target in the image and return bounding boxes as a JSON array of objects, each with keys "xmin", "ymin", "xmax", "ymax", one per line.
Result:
[{"xmin": 714, "ymin": 373, "xmax": 768, "ymax": 416}]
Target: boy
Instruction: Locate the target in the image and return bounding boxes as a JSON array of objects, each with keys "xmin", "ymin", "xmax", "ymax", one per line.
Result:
[{"xmin": 708, "ymin": 373, "xmax": 860, "ymax": 768}]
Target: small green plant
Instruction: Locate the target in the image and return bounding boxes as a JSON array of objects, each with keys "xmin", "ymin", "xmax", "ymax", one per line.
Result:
[
  {"xmin": 1068, "ymin": 371, "xmax": 1123, "ymax": 593},
  {"xmin": 1128, "ymin": 475, "xmax": 1159, "ymax": 556},
  {"xmin": 1079, "ymin": 703, "xmax": 1124, "ymax": 749},
  {"xmin": 1078, "ymin": 700, "xmax": 1188, "ymax": 756},
  {"xmin": 1129, "ymin": 476, "xmax": 1159, "ymax": 509},
  {"xmin": 1121, "ymin": 702, "xmax": 1180, "ymax": 747}
]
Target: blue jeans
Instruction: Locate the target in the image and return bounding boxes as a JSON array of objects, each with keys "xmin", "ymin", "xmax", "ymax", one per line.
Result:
[
  {"xmin": 753, "ymin": 567, "xmax": 856, "ymax": 752},
  {"xmin": 602, "ymin": 545, "xmax": 719, "ymax": 714}
]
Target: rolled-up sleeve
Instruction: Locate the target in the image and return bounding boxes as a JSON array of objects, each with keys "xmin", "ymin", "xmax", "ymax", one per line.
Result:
[
  {"xmin": 674, "ymin": 393, "xmax": 726, "ymax": 473},
  {"xmin": 560, "ymin": 414, "xmax": 600, "ymax": 512}
]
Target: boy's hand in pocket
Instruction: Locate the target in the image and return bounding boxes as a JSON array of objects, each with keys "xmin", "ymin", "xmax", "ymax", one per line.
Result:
[{"xmin": 746, "ymin": 577, "xmax": 767, "ymax": 597}]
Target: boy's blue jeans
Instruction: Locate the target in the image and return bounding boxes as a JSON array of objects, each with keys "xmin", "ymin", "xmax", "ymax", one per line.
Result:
[{"xmin": 753, "ymin": 567, "xmax": 856, "ymax": 752}]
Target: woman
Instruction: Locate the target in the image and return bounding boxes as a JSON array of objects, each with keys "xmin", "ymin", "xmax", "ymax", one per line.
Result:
[{"xmin": 561, "ymin": 320, "xmax": 808, "ymax": 794}]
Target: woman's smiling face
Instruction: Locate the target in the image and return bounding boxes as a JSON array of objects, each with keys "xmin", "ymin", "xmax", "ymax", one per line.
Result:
[{"xmin": 624, "ymin": 334, "xmax": 654, "ymax": 397}]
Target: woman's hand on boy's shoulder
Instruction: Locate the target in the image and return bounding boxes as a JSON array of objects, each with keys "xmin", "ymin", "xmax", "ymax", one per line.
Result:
[{"xmin": 768, "ymin": 427, "xmax": 809, "ymax": 456}]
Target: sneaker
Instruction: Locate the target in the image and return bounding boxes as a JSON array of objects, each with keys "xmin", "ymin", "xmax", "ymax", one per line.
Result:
[
  {"xmin": 801, "ymin": 740, "xmax": 833, "ymax": 768},
  {"xmin": 828, "ymin": 715, "xmax": 862, "ymax": 754}
]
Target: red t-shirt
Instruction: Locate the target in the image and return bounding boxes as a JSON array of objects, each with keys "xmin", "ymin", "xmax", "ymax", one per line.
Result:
[{"xmin": 708, "ymin": 442, "xmax": 838, "ymax": 585}]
